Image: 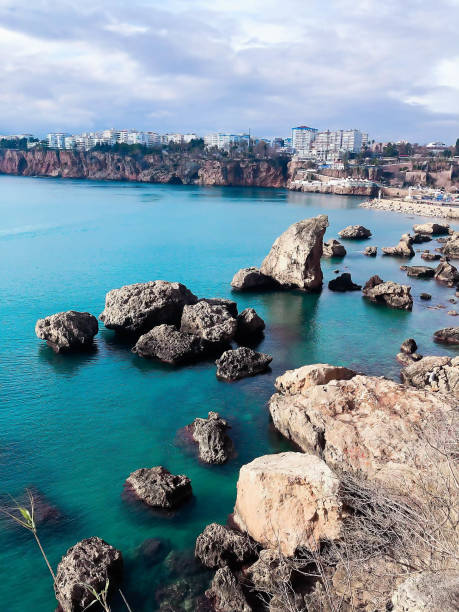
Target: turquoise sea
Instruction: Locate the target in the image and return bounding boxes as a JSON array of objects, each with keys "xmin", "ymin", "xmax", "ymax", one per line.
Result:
[{"xmin": 0, "ymin": 176, "xmax": 458, "ymax": 611}]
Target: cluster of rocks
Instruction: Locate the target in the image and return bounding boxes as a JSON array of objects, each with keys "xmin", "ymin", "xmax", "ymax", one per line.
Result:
[{"xmin": 362, "ymin": 275, "xmax": 413, "ymax": 310}]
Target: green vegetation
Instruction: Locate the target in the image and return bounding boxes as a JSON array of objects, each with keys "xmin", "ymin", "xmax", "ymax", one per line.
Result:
[{"xmin": 0, "ymin": 138, "xmax": 38, "ymax": 150}]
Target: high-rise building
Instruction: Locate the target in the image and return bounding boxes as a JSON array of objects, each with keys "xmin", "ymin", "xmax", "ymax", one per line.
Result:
[
  {"xmin": 47, "ymin": 133, "xmax": 70, "ymax": 149},
  {"xmin": 291, "ymin": 126, "xmax": 318, "ymax": 154}
]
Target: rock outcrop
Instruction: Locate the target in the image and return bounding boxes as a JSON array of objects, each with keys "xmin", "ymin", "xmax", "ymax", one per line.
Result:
[
  {"xmin": 232, "ymin": 452, "xmax": 344, "ymax": 555},
  {"xmin": 236, "ymin": 308, "xmax": 265, "ymax": 338},
  {"xmin": 180, "ymin": 301, "xmax": 237, "ymax": 344},
  {"xmin": 125, "ymin": 467, "xmax": 192, "ymax": 509},
  {"xmin": 35, "ymin": 310, "xmax": 98, "ymax": 353},
  {"xmin": 396, "ymin": 337, "xmax": 422, "ymax": 366},
  {"xmin": 246, "ymin": 549, "xmax": 291, "ymax": 593},
  {"xmin": 412, "ymin": 233, "xmax": 432, "ymax": 244},
  {"xmin": 260, "ymin": 215, "xmax": 329, "ymax": 291},
  {"xmin": 230, "ymin": 267, "xmax": 276, "ymax": 291},
  {"xmin": 195, "ymin": 523, "xmax": 256, "ymax": 569},
  {"xmin": 328, "ymin": 273, "xmax": 361, "ymax": 292},
  {"xmin": 421, "ymin": 251, "xmax": 441, "ymax": 261},
  {"xmin": 54, "ymin": 537, "xmax": 123, "ymax": 612},
  {"xmin": 132, "ymin": 324, "xmax": 207, "ymax": 363},
  {"xmin": 362, "ymin": 275, "xmax": 413, "ymax": 310},
  {"xmin": 382, "ymin": 233, "xmax": 415, "ymax": 257},
  {"xmin": 442, "ymin": 231, "xmax": 459, "ymax": 258},
  {"xmin": 434, "ymin": 326, "xmax": 459, "ymax": 344},
  {"xmin": 400, "ymin": 355, "xmax": 459, "ymax": 398},
  {"xmin": 274, "ymin": 363, "xmax": 356, "ymax": 395},
  {"xmin": 391, "ymin": 571, "xmax": 459, "ymax": 612},
  {"xmin": 434, "ymin": 261, "xmax": 459, "ymax": 286},
  {"xmin": 338, "ymin": 225, "xmax": 371, "ymax": 239},
  {"xmin": 189, "ymin": 412, "xmax": 233, "ymax": 464},
  {"xmin": 199, "ymin": 298, "xmax": 238, "ymax": 317},
  {"xmin": 323, "ymin": 239, "xmax": 346, "ymax": 258},
  {"xmin": 363, "ymin": 246, "xmax": 377, "ymax": 256},
  {"xmin": 99, "ymin": 281, "xmax": 197, "ymax": 335},
  {"xmin": 215, "ymin": 347, "xmax": 272, "ymax": 381},
  {"xmin": 205, "ymin": 567, "xmax": 252, "ymax": 612},
  {"xmin": 413, "ymin": 222, "xmax": 450, "ymax": 235},
  {"xmin": 401, "ymin": 265, "xmax": 435, "ymax": 278}
]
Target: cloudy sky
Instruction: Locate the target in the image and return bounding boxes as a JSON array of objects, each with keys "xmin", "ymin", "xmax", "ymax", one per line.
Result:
[{"xmin": 1, "ymin": 0, "xmax": 458, "ymax": 142}]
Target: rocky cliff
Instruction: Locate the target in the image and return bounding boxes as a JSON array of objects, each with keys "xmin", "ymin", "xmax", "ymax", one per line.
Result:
[{"xmin": 0, "ymin": 149, "xmax": 288, "ymax": 187}]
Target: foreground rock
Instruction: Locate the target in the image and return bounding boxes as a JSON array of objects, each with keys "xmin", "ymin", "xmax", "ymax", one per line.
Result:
[
  {"xmin": 246, "ymin": 549, "xmax": 291, "ymax": 592},
  {"xmin": 442, "ymin": 231, "xmax": 459, "ymax": 258},
  {"xmin": 35, "ymin": 311, "xmax": 98, "ymax": 353},
  {"xmin": 180, "ymin": 301, "xmax": 237, "ymax": 344},
  {"xmin": 236, "ymin": 308, "xmax": 265, "ymax": 338},
  {"xmin": 401, "ymin": 265, "xmax": 435, "ymax": 278},
  {"xmin": 338, "ymin": 225, "xmax": 371, "ymax": 240},
  {"xmin": 434, "ymin": 261, "xmax": 459, "ymax": 286},
  {"xmin": 413, "ymin": 222, "xmax": 450, "ymax": 235},
  {"xmin": 99, "ymin": 281, "xmax": 197, "ymax": 335},
  {"xmin": 382, "ymin": 233, "xmax": 415, "ymax": 257},
  {"xmin": 400, "ymin": 355, "xmax": 459, "ymax": 398},
  {"xmin": 132, "ymin": 324, "xmax": 207, "ymax": 364},
  {"xmin": 216, "ymin": 347, "xmax": 272, "ymax": 381},
  {"xmin": 230, "ymin": 267, "xmax": 276, "ymax": 291},
  {"xmin": 260, "ymin": 214, "xmax": 329, "ymax": 290},
  {"xmin": 322, "ymin": 239, "xmax": 346, "ymax": 258},
  {"xmin": 54, "ymin": 537, "xmax": 123, "ymax": 612},
  {"xmin": 189, "ymin": 412, "xmax": 233, "ymax": 464},
  {"xmin": 125, "ymin": 467, "xmax": 192, "ymax": 509},
  {"xmin": 199, "ymin": 298, "xmax": 238, "ymax": 317},
  {"xmin": 205, "ymin": 567, "xmax": 252, "ymax": 612},
  {"xmin": 269, "ymin": 373, "xmax": 456, "ymax": 491},
  {"xmin": 233, "ymin": 452, "xmax": 344, "ymax": 555},
  {"xmin": 274, "ymin": 363, "xmax": 356, "ymax": 395},
  {"xmin": 195, "ymin": 523, "xmax": 256, "ymax": 569},
  {"xmin": 433, "ymin": 326, "xmax": 459, "ymax": 344},
  {"xmin": 363, "ymin": 245, "xmax": 377, "ymax": 256},
  {"xmin": 396, "ymin": 337, "xmax": 422, "ymax": 366},
  {"xmin": 391, "ymin": 571, "xmax": 459, "ymax": 612},
  {"xmin": 362, "ymin": 275, "xmax": 413, "ymax": 310},
  {"xmin": 328, "ymin": 272, "xmax": 361, "ymax": 292}
]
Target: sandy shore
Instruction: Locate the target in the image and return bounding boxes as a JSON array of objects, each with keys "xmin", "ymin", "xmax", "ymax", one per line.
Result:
[{"xmin": 360, "ymin": 198, "xmax": 459, "ymax": 220}]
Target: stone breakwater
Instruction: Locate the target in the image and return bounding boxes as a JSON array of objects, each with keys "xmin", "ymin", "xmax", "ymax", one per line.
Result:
[{"xmin": 361, "ymin": 197, "xmax": 459, "ymax": 220}]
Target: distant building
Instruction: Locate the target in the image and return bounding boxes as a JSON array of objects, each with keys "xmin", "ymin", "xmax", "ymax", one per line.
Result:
[
  {"xmin": 47, "ymin": 133, "xmax": 70, "ymax": 149},
  {"xmin": 292, "ymin": 126, "xmax": 318, "ymax": 155},
  {"xmin": 204, "ymin": 133, "xmax": 250, "ymax": 149}
]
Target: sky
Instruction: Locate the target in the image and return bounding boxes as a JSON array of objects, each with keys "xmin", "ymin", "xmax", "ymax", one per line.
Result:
[{"xmin": 0, "ymin": 0, "xmax": 459, "ymax": 142}]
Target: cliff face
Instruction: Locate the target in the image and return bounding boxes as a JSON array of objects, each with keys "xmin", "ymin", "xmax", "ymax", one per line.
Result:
[{"xmin": 0, "ymin": 149, "xmax": 288, "ymax": 188}]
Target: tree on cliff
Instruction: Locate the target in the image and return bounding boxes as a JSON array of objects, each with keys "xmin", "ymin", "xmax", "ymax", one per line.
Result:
[{"xmin": 455, "ymin": 138, "xmax": 459, "ymax": 156}]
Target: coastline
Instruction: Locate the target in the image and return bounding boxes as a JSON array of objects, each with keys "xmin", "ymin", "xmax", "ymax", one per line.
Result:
[{"xmin": 360, "ymin": 197, "xmax": 459, "ymax": 220}]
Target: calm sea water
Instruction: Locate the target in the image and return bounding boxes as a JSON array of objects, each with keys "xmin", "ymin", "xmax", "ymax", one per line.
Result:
[{"xmin": 0, "ymin": 176, "xmax": 458, "ymax": 611}]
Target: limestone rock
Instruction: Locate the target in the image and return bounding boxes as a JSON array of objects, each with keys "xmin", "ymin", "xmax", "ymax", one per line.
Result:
[
  {"xmin": 232, "ymin": 452, "xmax": 344, "ymax": 555},
  {"xmin": 216, "ymin": 347, "xmax": 272, "ymax": 381},
  {"xmin": 195, "ymin": 523, "xmax": 256, "ymax": 569},
  {"xmin": 246, "ymin": 549, "xmax": 291, "ymax": 592},
  {"xmin": 323, "ymin": 239, "xmax": 346, "ymax": 258},
  {"xmin": 125, "ymin": 467, "xmax": 192, "ymax": 509},
  {"xmin": 363, "ymin": 246, "xmax": 377, "ymax": 256},
  {"xmin": 236, "ymin": 308, "xmax": 265, "ymax": 338},
  {"xmin": 413, "ymin": 222, "xmax": 450, "ymax": 235},
  {"xmin": 230, "ymin": 267, "xmax": 276, "ymax": 291},
  {"xmin": 400, "ymin": 355, "xmax": 459, "ymax": 398},
  {"xmin": 205, "ymin": 567, "xmax": 252, "ymax": 612},
  {"xmin": 362, "ymin": 276, "xmax": 413, "ymax": 310},
  {"xmin": 181, "ymin": 301, "xmax": 237, "ymax": 344},
  {"xmin": 132, "ymin": 324, "xmax": 207, "ymax": 364},
  {"xmin": 54, "ymin": 537, "xmax": 123, "ymax": 612},
  {"xmin": 260, "ymin": 214, "xmax": 329, "ymax": 290},
  {"xmin": 190, "ymin": 412, "xmax": 233, "ymax": 464},
  {"xmin": 275, "ymin": 363, "xmax": 356, "ymax": 396},
  {"xmin": 99, "ymin": 281, "xmax": 197, "ymax": 335},
  {"xmin": 338, "ymin": 225, "xmax": 372, "ymax": 239},
  {"xmin": 328, "ymin": 272, "xmax": 361, "ymax": 291},
  {"xmin": 421, "ymin": 251, "xmax": 440, "ymax": 261},
  {"xmin": 391, "ymin": 571, "xmax": 459, "ymax": 612},
  {"xmin": 382, "ymin": 233, "xmax": 415, "ymax": 257},
  {"xmin": 434, "ymin": 327, "xmax": 459, "ymax": 344},
  {"xmin": 402, "ymin": 265, "xmax": 435, "ymax": 278},
  {"xmin": 434, "ymin": 261, "xmax": 459, "ymax": 286},
  {"xmin": 199, "ymin": 298, "xmax": 238, "ymax": 318},
  {"xmin": 35, "ymin": 310, "xmax": 98, "ymax": 353},
  {"xmin": 442, "ymin": 231, "xmax": 459, "ymax": 258}
]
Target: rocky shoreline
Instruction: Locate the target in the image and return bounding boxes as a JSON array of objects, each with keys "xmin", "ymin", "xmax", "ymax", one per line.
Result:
[{"xmin": 361, "ymin": 197, "xmax": 459, "ymax": 220}]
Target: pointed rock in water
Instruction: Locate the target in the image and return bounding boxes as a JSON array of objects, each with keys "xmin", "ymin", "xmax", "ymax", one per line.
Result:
[
  {"xmin": 322, "ymin": 238, "xmax": 346, "ymax": 258},
  {"xmin": 132, "ymin": 324, "xmax": 208, "ymax": 364},
  {"xmin": 99, "ymin": 280, "xmax": 198, "ymax": 335},
  {"xmin": 274, "ymin": 363, "xmax": 356, "ymax": 396},
  {"xmin": 54, "ymin": 537, "xmax": 123, "ymax": 612},
  {"xmin": 215, "ymin": 347, "xmax": 272, "ymax": 381},
  {"xmin": 189, "ymin": 411, "xmax": 233, "ymax": 464},
  {"xmin": 363, "ymin": 245, "xmax": 377, "ymax": 256},
  {"xmin": 413, "ymin": 222, "xmax": 450, "ymax": 235},
  {"xmin": 35, "ymin": 310, "xmax": 98, "ymax": 353},
  {"xmin": 125, "ymin": 466, "xmax": 192, "ymax": 509},
  {"xmin": 195, "ymin": 523, "xmax": 257, "ymax": 569},
  {"xmin": 260, "ymin": 214, "xmax": 329, "ymax": 290},
  {"xmin": 230, "ymin": 266, "xmax": 276, "ymax": 291},
  {"xmin": 338, "ymin": 225, "xmax": 372, "ymax": 239},
  {"xmin": 205, "ymin": 566, "xmax": 252, "ymax": 612},
  {"xmin": 433, "ymin": 327, "xmax": 459, "ymax": 344},
  {"xmin": 402, "ymin": 265, "xmax": 435, "ymax": 278},
  {"xmin": 236, "ymin": 307, "xmax": 265, "ymax": 338},
  {"xmin": 328, "ymin": 272, "xmax": 361, "ymax": 292},
  {"xmin": 362, "ymin": 275, "xmax": 413, "ymax": 310},
  {"xmin": 441, "ymin": 231, "xmax": 459, "ymax": 258},
  {"xmin": 180, "ymin": 301, "xmax": 237, "ymax": 344},
  {"xmin": 382, "ymin": 233, "xmax": 415, "ymax": 257},
  {"xmin": 434, "ymin": 261, "xmax": 459, "ymax": 286}
]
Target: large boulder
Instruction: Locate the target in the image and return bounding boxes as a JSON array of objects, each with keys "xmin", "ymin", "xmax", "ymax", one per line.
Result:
[
  {"xmin": 328, "ymin": 272, "xmax": 361, "ymax": 292},
  {"xmin": 54, "ymin": 537, "xmax": 123, "ymax": 612},
  {"xmin": 180, "ymin": 301, "xmax": 237, "ymax": 344},
  {"xmin": 396, "ymin": 337, "xmax": 422, "ymax": 366},
  {"xmin": 382, "ymin": 233, "xmax": 415, "ymax": 257},
  {"xmin": 205, "ymin": 567, "xmax": 252, "ymax": 612},
  {"xmin": 216, "ymin": 347, "xmax": 272, "ymax": 381},
  {"xmin": 275, "ymin": 363, "xmax": 356, "ymax": 396},
  {"xmin": 246, "ymin": 549, "xmax": 291, "ymax": 593},
  {"xmin": 434, "ymin": 261, "xmax": 459, "ymax": 286},
  {"xmin": 231, "ymin": 267, "xmax": 276, "ymax": 291},
  {"xmin": 260, "ymin": 214, "xmax": 329, "ymax": 290},
  {"xmin": 402, "ymin": 265, "xmax": 435, "ymax": 278},
  {"xmin": 236, "ymin": 308, "xmax": 265, "ymax": 338},
  {"xmin": 125, "ymin": 467, "xmax": 192, "ymax": 509},
  {"xmin": 269, "ymin": 373, "xmax": 456, "ymax": 491},
  {"xmin": 442, "ymin": 231, "xmax": 459, "ymax": 258},
  {"xmin": 434, "ymin": 326, "xmax": 459, "ymax": 344},
  {"xmin": 132, "ymin": 324, "xmax": 207, "ymax": 364},
  {"xmin": 189, "ymin": 411, "xmax": 233, "ymax": 464},
  {"xmin": 363, "ymin": 246, "xmax": 377, "ymax": 256},
  {"xmin": 391, "ymin": 571, "xmax": 459, "ymax": 612},
  {"xmin": 99, "ymin": 280, "xmax": 197, "ymax": 335},
  {"xmin": 199, "ymin": 298, "xmax": 238, "ymax": 317},
  {"xmin": 400, "ymin": 355, "xmax": 459, "ymax": 398},
  {"xmin": 338, "ymin": 225, "xmax": 372, "ymax": 239},
  {"xmin": 362, "ymin": 275, "xmax": 413, "ymax": 310},
  {"xmin": 412, "ymin": 233, "xmax": 432, "ymax": 244},
  {"xmin": 35, "ymin": 311, "xmax": 98, "ymax": 353},
  {"xmin": 195, "ymin": 523, "xmax": 256, "ymax": 569},
  {"xmin": 323, "ymin": 239, "xmax": 346, "ymax": 258},
  {"xmin": 232, "ymin": 452, "xmax": 344, "ymax": 555},
  {"xmin": 413, "ymin": 222, "xmax": 450, "ymax": 235}
]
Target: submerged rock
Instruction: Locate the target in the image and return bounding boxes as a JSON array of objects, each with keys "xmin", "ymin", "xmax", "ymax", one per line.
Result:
[
  {"xmin": 132, "ymin": 324, "xmax": 207, "ymax": 364},
  {"xmin": 442, "ymin": 231, "xmax": 459, "ymax": 258},
  {"xmin": 434, "ymin": 261, "xmax": 459, "ymax": 286},
  {"xmin": 99, "ymin": 280, "xmax": 197, "ymax": 335},
  {"xmin": 236, "ymin": 308, "xmax": 265, "ymax": 338},
  {"xmin": 362, "ymin": 275, "xmax": 413, "ymax": 310},
  {"xmin": 260, "ymin": 214, "xmax": 329, "ymax": 290},
  {"xmin": 413, "ymin": 222, "xmax": 450, "ymax": 235},
  {"xmin": 363, "ymin": 245, "xmax": 377, "ymax": 256},
  {"xmin": 382, "ymin": 233, "xmax": 415, "ymax": 257},
  {"xmin": 125, "ymin": 467, "xmax": 192, "ymax": 509},
  {"xmin": 274, "ymin": 363, "xmax": 356, "ymax": 396},
  {"xmin": 230, "ymin": 267, "xmax": 275, "ymax": 291},
  {"xmin": 54, "ymin": 537, "xmax": 123, "ymax": 612},
  {"xmin": 180, "ymin": 301, "xmax": 237, "ymax": 344},
  {"xmin": 215, "ymin": 347, "xmax": 272, "ymax": 381},
  {"xmin": 338, "ymin": 225, "xmax": 372, "ymax": 239},
  {"xmin": 433, "ymin": 327, "xmax": 459, "ymax": 344},
  {"xmin": 402, "ymin": 265, "xmax": 435, "ymax": 278},
  {"xmin": 323, "ymin": 239, "xmax": 346, "ymax": 258},
  {"xmin": 205, "ymin": 566, "xmax": 252, "ymax": 612},
  {"xmin": 400, "ymin": 355, "xmax": 458, "ymax": 398},
  {"xmin": 328, "ymin": 272, "xmax": 361, "ymax": 292},
  {"xmin": 189, "ymin": 412, "xmax": 233, "ymax": 464},
  {"xmin": 35, "ymin": 310, "xmax": 98, "ymax": 353},
  {"xmin": 420, "ymin": 292, "xmax": 432, "ymax": 300},
  {"xmin": 195, "ymin": 523, "xmax": 256, "ymax": 569}
]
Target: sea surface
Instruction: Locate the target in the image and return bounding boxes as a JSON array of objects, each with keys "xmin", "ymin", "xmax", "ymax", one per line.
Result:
[{"xmin": 0, "ymin": 176, "xmax": 457, "ymax": 611}]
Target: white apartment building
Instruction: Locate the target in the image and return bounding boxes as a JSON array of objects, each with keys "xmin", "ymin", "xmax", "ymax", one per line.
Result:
[
  {"xmin": 204, "ymin": 133, "xmax": 250, "ymax": 149},
  {"xmin": 47, "ymin": 133, "xmax": 70, "ymax": 149},
  {"xmin": 292, "ymin": 126, "xmax": 318, "ymax": 154},
  {"xmin": 341, "ymin": 129, "xmax": 363, "ymax": 153}
]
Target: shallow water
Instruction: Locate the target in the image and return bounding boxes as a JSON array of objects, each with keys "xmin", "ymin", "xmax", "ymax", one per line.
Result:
[{"xmin": 0, "ymin": 176, "xmax": 457, "ymax": 611}]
